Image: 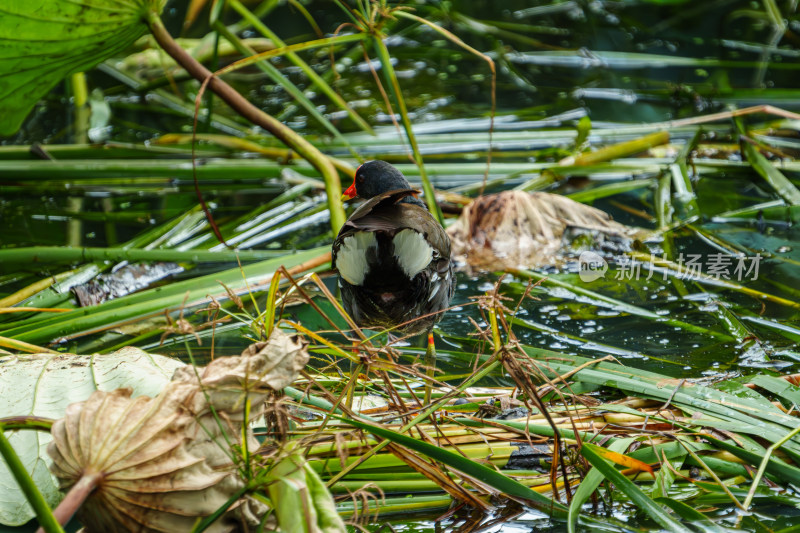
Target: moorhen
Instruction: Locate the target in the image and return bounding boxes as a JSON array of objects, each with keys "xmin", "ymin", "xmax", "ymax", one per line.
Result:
[{"xmin": 332, "ymin": 160, "xmax": 455, "ymax": 338}]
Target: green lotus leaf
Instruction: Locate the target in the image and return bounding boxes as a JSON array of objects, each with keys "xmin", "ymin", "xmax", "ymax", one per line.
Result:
[{"xmin": 0, "ymin": 0, "xmax": 166, "ymax": 136}]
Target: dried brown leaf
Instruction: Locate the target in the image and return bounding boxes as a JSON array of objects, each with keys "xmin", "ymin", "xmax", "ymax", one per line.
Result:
[
  {"xmin": 238, "ymin": 331, "xmax": 310, "ymax": 391},
  {"xmin": 47, "ymin": 329, "xmax": 310, "ymax": 532},
  {"xmin": 447, "ymin": 191, "xmax": 643, "ymax": 273}
]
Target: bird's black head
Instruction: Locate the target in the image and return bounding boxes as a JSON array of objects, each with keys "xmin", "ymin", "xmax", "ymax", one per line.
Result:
[{"xmin": 343, "ymin": 160, "xmax": 425, "ymax": 206}]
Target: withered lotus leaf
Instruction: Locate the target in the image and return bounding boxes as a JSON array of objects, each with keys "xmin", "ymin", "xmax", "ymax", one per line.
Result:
[
  {"xmin": 237, "ymin": 330, "xmax": 311, "ymax": 392},
  {"xmin": 0, "ymin": 347, "xmax": 183, "ymax": 527},
  {"xmin": 47, "ymin": 329, "xmax": 310, "ymax": 532},
  {"xmin": 447, "ymin": 191, "xmax": 640, "ymax": 273}
]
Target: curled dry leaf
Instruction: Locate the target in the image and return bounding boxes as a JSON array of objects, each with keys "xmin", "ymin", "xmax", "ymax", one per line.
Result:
[
  {"xmin": 47, "ymin": 329, "xmax": 310, "ymax": 532},
  {"xmin": 447, "ymin": 191, "xmax": 644, "ymax": 273},
  {"xmin": 238, "ymin": 331, "xmax": 310, "ymax": 391}
]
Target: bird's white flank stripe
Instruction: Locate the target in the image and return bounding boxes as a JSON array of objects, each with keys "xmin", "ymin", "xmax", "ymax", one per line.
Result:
[
  {"xmin": 393, "ymin": 229, "xmax": 433, "ymax": 278},
  {"xmin": 337, "ymin": 232, "xmax": 377, "ymax": 286}
]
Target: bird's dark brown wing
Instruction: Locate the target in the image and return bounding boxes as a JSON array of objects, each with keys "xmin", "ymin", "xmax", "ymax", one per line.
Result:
[
  {"xmin": 336, "ymin": 188, "xmax": 451, "ymax": 257},
  {"xmin": 333, "ymin": 189, "xmax": 414, "ymax": 262},
  {"xmin": 333, "ymin": 188, "xmax": 452, "ymax": 267},
  {"xmin": 345, "ymin": 188, "xmax": 420, "ymax": 222}
]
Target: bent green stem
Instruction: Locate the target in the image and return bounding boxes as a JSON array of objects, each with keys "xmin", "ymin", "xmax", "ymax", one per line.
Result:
[
  {"xmin": 145, "ymin": 12, "xmax": 346, "ymax": 233},
  {"xmin": 0, "ymin": 430, "xmax": 64, "ymax": 533}
]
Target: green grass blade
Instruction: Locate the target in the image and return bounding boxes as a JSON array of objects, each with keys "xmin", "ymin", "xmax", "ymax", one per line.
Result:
[
  {"xmin": 213, "ymin": 21, "xmax": 355, "ymax": 150},
  {"xmin": 568, "ymin": 438, "xmax": 635, "ymax": 533},
  {"xmin": 371, "ymin": 36, "xmax": 443, "ymax": 224},
  {"xmin": 1, "ymin": 248, "xmax": 328, "ymax": 344},
  {"xmin": 670, "ymin": 127, "xmax": 701, "ymax": 219},
  {"xmin": 580, "ymin": 443, "xmax": 685, "ymax": 532},
  {"xmin": 566, "ymin": 179, "xmax": 656, "ymax": 203},
  {"xmin": 700, "ymin": 434, "xmax": 800, "ymax": 487},
  {"xmin": 742, "ymin": 141, "xmax": 800, "ymax": 205},
  {"xmin": 748, "ymin": 375, "xmax": 800, "ymax": 406},
  {"xmin": 653, "ymin": 497, "xmax": 726, "ymax": 532},
  {"xmin": 338, "ymin": 417, "xmax": 569, "ymax": 518},
  {"xmin": 651, "ymin": 454, "xmax": 684, "ymax": 500},
  {"xmin": 228, "ymin": 0, "xmax": 373, "ymax": 135}
]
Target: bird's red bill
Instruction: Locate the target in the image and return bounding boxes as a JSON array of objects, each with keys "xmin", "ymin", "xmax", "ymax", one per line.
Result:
[{"xmin": 342, "ymin": 181, "xmax": 357, "ymax": 200}]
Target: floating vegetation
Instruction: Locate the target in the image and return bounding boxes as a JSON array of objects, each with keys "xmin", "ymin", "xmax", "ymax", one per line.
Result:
[{"xmin": 447, "ymin": 190, "xmax": 644, "ymax": 273}]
